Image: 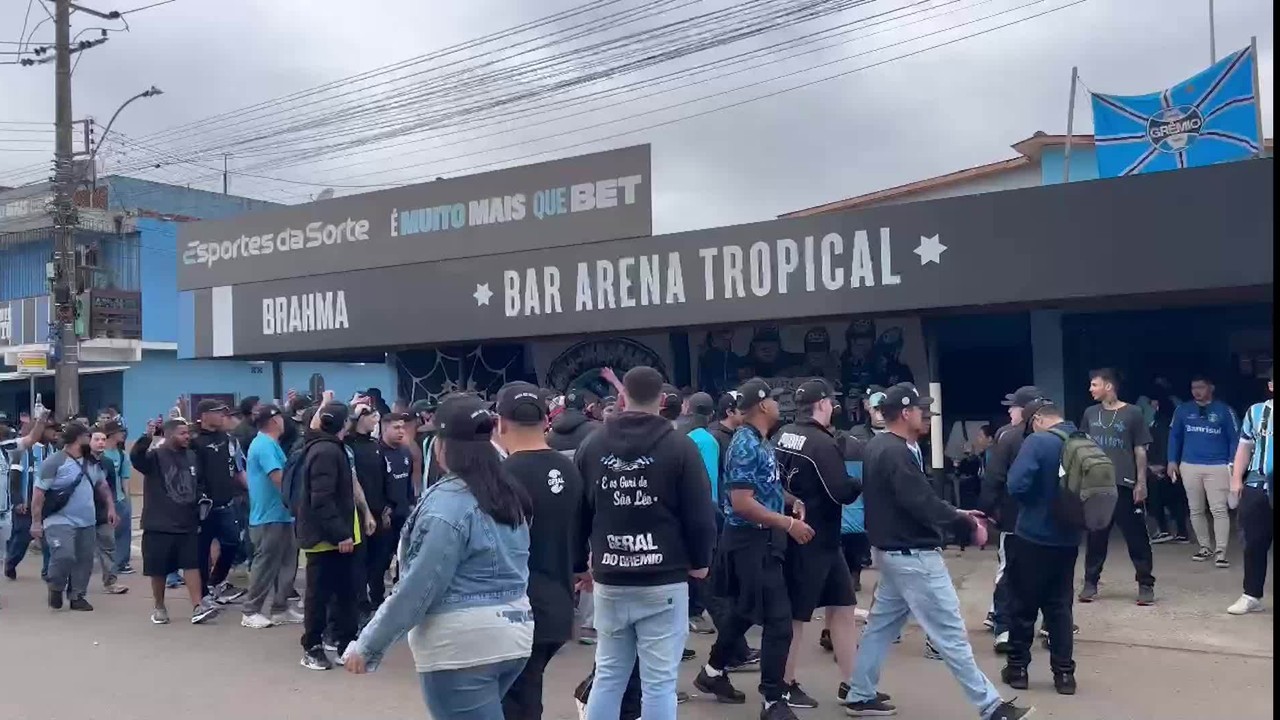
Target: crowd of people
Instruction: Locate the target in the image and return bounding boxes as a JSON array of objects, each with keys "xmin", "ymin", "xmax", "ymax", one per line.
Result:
[{"xmin": 0, "ymin": 364, "xmax": 1272, "ymax": 720}]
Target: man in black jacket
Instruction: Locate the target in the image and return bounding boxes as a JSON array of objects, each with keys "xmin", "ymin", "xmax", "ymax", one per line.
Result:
[
  {"xmin": 844, "ymin": 383, "xmax": 1032, "ymax": 720},
  {"xmin": 708, "ymin": 391, "xmax": 744, "ymax": 482},
  {"xmin": 190, "ymin": 399, "xmax": 247, "ymax": 605},
  {"xmin": 296, "ymin": 402, "xmax": 359, "ymax": 671},
  {"xmin": 574, "ymin": 366, "xmax": 716, "ymax": 720},
  {"xmin": 979, "ymin": 386, "xmax": 1043, "ymax": 649},
  {"xmin": 547, "ymin": 389, "xmax": 601, "ymax": 457},
  {"xmin": 346, "ymin": 403, "xmax": 394, "ymax": 616},
  {"xmin": 774, "ymin": 379, "xmax": 861, "ymax": 709}
]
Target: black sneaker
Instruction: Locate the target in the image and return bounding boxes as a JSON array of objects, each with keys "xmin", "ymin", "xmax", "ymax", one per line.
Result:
[
  {"xmin": 819, "ymin": 628, "xmax": 834, "ymax": 651},
  {"xmin": 1136, "ymin": 585, "xmax": 1156, "ymax": 606},
  {"xmin": 783, "ymin": 681, "xmax": 819, "ymax": 709},
  {"xmin": 1078, "ymin": 582, "xmax": 1098, "ymax": 603},
  {"xmin": 762, "ymin": 700, "xmax": 800, "ymax": 720},
  {"xmin": 844, "ymin": 697, "xmax": 898, "ymax": 716},
  {"xmin": 1150, "ymin": 531, "xmax": 1173, "ymax": 544},
  {"xmin": 1214, "ymin": 551, "xmax": 1230, "ymax": 568},
  {"xmin": 301, "ymin": 647, "xmax": 333, "ymax": 671},
  {"xmin": 1000, "ymin": 665, "xmax": 1029, "ymax": 690},
  {"xmin": 191, "ymin": 600, "xmax": 220, "ymax": 625},
  {"xmin": 3, "ymin": 565, "xmax": 15, "ymax": 580},
  {"xmin": 69, "ymin": 597, "xmax": 94, "ymax": 612},
  {"xmin": 727, "ymin": 648, "xmax": 762, "ymax": 672},
  {"xmin": 48, "ymin": 588, "xmax": 64, "ymax": 610},
  {"xmin": 983, "ymin": 612, "xmax": 996, "ymax": 631},
  {"xmin": 1191, "ymin": 548, "xmax": 1214, "ymax": 561},
  {"xmin": 681, "ymin": 647, "xmax": 696, "ymax": 661},
  {"xmin": 1054, "ymin": 672, "xmax": 1077, "ymax": 695},
  {"xmin": 694, "ymin": 668, "xmax": 746, "ymax": 704},
  {"xmin": 837, "ymin": 683, "xmax": 892, "ymax": 704},
  {"xmin": 118, "ymin": 564, "xmax": 137, "ymax": 575},
  {"xmin": 676, "ymin": 691, "xmax": 690, "ymax": 705},
  {"xmin": 988, "ymin": 699, "xmax": 1035, "ymax": 720},
  {"xmin": 1173, "ymin": 534, "xmax": 1191, "ymax": 544}
]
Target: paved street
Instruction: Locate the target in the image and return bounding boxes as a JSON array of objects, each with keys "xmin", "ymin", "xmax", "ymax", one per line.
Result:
[{"xmin": 0, "ymin": 537, "xmax": 1271, "ymax": 720}]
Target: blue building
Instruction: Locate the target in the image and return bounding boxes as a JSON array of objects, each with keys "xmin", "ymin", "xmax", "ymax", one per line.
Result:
[{"xmin": 0, "ymin": 176, "xmax": 396, "ymax": 434}]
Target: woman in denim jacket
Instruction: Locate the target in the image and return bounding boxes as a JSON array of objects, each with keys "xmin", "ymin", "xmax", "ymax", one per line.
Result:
[{"xmin": 344, "ymin": 394, "xmax": 534, "ymax": 719}]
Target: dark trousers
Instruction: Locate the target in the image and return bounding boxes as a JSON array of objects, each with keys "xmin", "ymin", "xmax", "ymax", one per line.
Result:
[
  {"xmin": 502, "ymin": 641, "xmax": 563, "ymax": 720},
  {"xmin": 1147, "ymin": 473, "xmax": 1189, "ymax": 537},
  {"xmin": 1084, "ymin": 486, "xmax": 1155, "ymax": 587},
  {"xmin": 197, "ymin": 505, "xmax": 241, "ymax": 594},
  {"xmin": 1240, "ymin": 485, "xmax": 1274, "ymax": 599},
  {"xmin": 1005, "ymin": 535, "xmax": 1078, "ymax": 674},
  {"xmin": 689, "ymin": 576, "xmax": 707, "ymax": 617},
  {"xmin": 708, "ymin": 549, "xmax": 792, "ymax": 702},
  {"xmin": 5, "ymin": 511, "xmax": 33, "ymax": 572},
  {"xmin": 841, "ymin": 532, "xmax": 871, "ymax": 589},
  {"xmin": 990, "ymin": 531, "xmax": 1013, "ymax": 634},
  {"xmin": 703, "ymin": 512, "xmax": 750, "ymax": 663},
  {"xmin": 301, "ymin": 550, "xmax": 357, "ymax": 653},
  {"xmin": 363, "ymin": 525, "xmax": 396, "ymax": 612}
]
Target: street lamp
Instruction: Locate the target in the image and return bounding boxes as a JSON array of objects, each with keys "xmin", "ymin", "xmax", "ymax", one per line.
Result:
[{"xmin": 90, "ymin": 85, "xmax": 163, "ymax": 163}]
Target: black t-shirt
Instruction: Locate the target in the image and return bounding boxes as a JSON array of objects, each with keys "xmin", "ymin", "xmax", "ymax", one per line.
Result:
[
  {"xmin": 381, "ymin": 442, "xmax": 414, "ymax": 519},
  {"xmin": 191, "ymin": 427, "xmax": 240, "ymax": 506},
  {"xmin": 502, "ymin": 448, "xmax": 589, "ymax": 644},
  {"xmin": 1081, "ymin": 403, "xmax": 1151, "ymax": 487}
]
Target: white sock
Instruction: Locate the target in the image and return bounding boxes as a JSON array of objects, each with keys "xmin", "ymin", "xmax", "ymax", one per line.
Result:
[{"xmin": 702, "ymin": 664, "xmax": 723, "ymax": 677}]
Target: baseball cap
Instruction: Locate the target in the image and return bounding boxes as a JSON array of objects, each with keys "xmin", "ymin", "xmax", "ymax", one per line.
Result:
[
  {"xmin": 737, "ymin": 378, "xmax": 783, "ymax": 411},
  {"xmin": 687, "ymin": 392, "xmax": 715, "ymax": 416},
  {"xmin": 716, "ymin": 391, "xmax": 741, "ymax": 417},
  {"xmin": 196, "ymin": 399, "xmax": 230, "ymax": 415},
  {"xmin": 659, "ymin": 383, "xmax": 682, "ymax": 420},
  {"xmin": 794, "ymin": 378, "xmax": 839, "ymax": 405},
  {"xmin": 1001, "ymin": 385, "xmax": 1047, "ymax": 408},
  {"xmin": 803, "ymin": 326, "xmax": 830, "ymax": 351},
  {"xmin": 98, "ymin": 419, "xmax": 126, "ymax": 436},
  {"xmin": 434, "ymin": 394, "xmax": 496, "ymax": 441},
  {"xmin": 1023, "ymin": 397, "xmax": 1059, "ymax": 418},
  {"xmin": 881, "ymin": 382, "xmax": 933, "ymax": 410},
  {"xmin": 287, "ymin": 393, "xmax": 314, "ymax": 417},
  {"xmin": 496, "ymin": 382, "xmax": 548, "ymax": 423},
  {"xmin": 252, "ymin": 404, "xmax": 284, "ymax": 428},
  {"xmin": 564, "ymin": 388, "xmax": 588, "ymax": 411}
]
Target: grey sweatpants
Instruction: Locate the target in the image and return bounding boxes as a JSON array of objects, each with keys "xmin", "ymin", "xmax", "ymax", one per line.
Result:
[
  {"xmin": 243, "ymin": 523, "xmax": 299, "ymax": 616},
  {"xmin": 45, "ymin": 524, "xmax": 96, "ymax": 600},
  {"xmin": 95, "ymin": 524, "xmax": 118, "ymax": 588}
]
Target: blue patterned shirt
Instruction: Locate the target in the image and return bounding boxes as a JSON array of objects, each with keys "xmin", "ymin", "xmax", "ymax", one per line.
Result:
[
  {"xmin": 723, "ymin": 425, "xmax": 782, "ymax": 527},
  {"xmin": 1239, "ymin": 399, "xmax": 1273, "ymax": 482}
]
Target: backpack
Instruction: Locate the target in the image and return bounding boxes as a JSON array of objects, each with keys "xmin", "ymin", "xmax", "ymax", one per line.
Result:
[
  {"xmin": 1048, "ymin": 428, "xmax": 1117, "ymax": 532},
  {"xmin": 280, "ymin": 444, "xmax": 313, "ymax": 514}
]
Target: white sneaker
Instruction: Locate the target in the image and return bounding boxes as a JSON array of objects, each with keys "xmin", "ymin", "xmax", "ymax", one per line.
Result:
[
  {"xmin": 1227, "ymin": 594, "xmax": 1263, "ymax": 615},
  {"xmin": 271, "ymin": 607, "xmax": 305, "ymax": 625},
  {"xmin": 241, "ymin": 613, "xmax": 274, "ymax": 629}
]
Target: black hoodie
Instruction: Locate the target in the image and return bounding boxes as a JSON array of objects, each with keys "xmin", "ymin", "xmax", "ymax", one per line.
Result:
[
  {"xmin": 346, "ymin": 432, "xmax": 392, "ymax": 518},
  {"xmin": 295, "ymin": 430, "xmax": 357, "ymax": 551},
  {"xmin": 575, "ymin": 411, "xmax": 717, "ymax": 587},
  {"xmin": 548, "ymin": 410, "xmax": 601, "ymax": 455}
]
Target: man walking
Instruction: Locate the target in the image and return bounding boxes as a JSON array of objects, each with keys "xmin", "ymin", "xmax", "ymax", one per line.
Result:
[
  {"xmin": 89, "ymin": 427, "xmax": 128, "ymax": 596},
  {"xmin": 1228, "ymin": 369, "xmax": 1273, "ymax": 615},
  {"xmin": 695, "ymin": 378, "xmax": 812, "ymax": 720},
  {"xmin": 774, "ymin": 379, "xmax": 861, "ymax": 709},
  {"xmin": 191, "ymin": 400, "xmax": 247, "ymax": 604},
  {"xmin": 241, "ymin": 405, "xmax": 303, "ymax": 629},
  {"xmin": 1168, "ymin": 375, "xmax": 1239, "ymax": 567},
  {"xmin": 843, "ymin": 383, "xmax": 1031, "ymax": 720},
  {"xmin": 1079, "ymin": 369, "xmax": 1155, "ymax": 605},
  {"xmin": 576, "ymin": 366, "xmax": 716, "ymax": 720},
  {"xmin": 31, "ymin": 423, "xmax": 117, "ymax": 612},
  {"xmin": 100, "ymin": 421, "xmax": 135, "ymax": 575},
  {"xmin": 346, "ymin": 403, "xmax": 395, "ymax": 616},
  {"xmin": 1003, "ymin": 399, "xmax": 1082, "ymax": 696},
  {"xmin": 497, "ymin": 382, "xmax": 590, "ymax": 720}
]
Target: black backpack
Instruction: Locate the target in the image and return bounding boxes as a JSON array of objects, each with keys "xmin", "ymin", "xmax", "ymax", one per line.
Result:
[{"xmin": 280, "ymin": 445, "xmax": 312, "ymax": 514}]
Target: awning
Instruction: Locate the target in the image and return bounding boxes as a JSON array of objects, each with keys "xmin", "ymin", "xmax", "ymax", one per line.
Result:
[{"xmin": 0, "ymin": 364, "xmax": 130, "ymax": 383}]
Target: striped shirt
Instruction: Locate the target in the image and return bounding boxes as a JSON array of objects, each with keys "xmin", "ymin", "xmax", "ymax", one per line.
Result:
[
  {"xmin": 1238, "ymin": 399, "xmax": 1273, "ymax": 482},
  {"xmin": 2, "ymin": 440, "xmax": 51, "ymax": 512}
]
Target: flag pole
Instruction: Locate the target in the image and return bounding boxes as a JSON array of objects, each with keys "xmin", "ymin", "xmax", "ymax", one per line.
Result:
[
  {"xmin": 1250, "ymin": 37, "xmax": 1264, "ymax": 158},
  {"xmin": 1064, "ymin": 66, "xmax": 1079, "ymax": 183},
  {"xmin": 1209, "ymin": 0, "xmax": 1217, "ymax": 63}
]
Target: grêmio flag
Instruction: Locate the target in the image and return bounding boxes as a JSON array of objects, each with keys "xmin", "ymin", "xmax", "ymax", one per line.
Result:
[{"xmin": 1089, "ymin": 46, "xmax": 1261, "ymax": 177}]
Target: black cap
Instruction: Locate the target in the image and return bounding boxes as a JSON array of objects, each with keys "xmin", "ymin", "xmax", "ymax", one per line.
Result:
[
  {"xmin": 737, "ymin": 378, "xmax": 783, "ymax": 411},
  {"xmin": 316, "ymin": 402, "xmax": 349, "ymax": 435},
  {"xmin": 434, "ymin": 394, "xmax": 495, "ymax": 441},
  {"xmin": 564, "ymin": 389, "xmax": 588, "ymax": 411},
  {"xmin": 196, "ymin": 399, "xmax": 230, "ymax": 415},
  {"xmin": 716, "ymin": 391, "xmax": 742, "ymax": 417},
  {"xmin": 1023, "ymin": 397, "xmax": 1059, "ymax": 418},
  {"xmin": 1001, "ymin": 386, "xmax": 1047, "ymax": 408},
  {"xmin": 408, "ymin": 399, "xmax": 436, "ymax": 417},
  {"xmin": 98, "ymin": 420, "xmax": 125, "ymax": 436},
  {"xmin": 496, "ymin": 382, "xmax": 548, "ymax": 423},
  {"xmin": 794, "ymin": 378, "xmax": 839, "ymax": 405},
  {"xmin": 659, "ymin": 383, "xmax": 682, "ymax": 420},
  {"xmin": 803, "ymin": 326, "xmax": 830, "ymax": 351},
  {"xmin": 253, "ymin": 404, "xmax": 284, "ymax": 428},
  {"xmin": 882, "ymin": 382, "xmax": 933, "ymax": 410},
  {"xmin": 687, "ymin": 392, "xmax": 715, "ymax": 416},
  {"xmin": 752, "ymin": 325, "xmax": 781, "ymax": 343},
  {"xmin": 866, "ymin": 388, "xmax": 888, "ymax": 409},
  {"xmin": 287, "ymin": 394, "xmax": 314, "ymax": 417}
]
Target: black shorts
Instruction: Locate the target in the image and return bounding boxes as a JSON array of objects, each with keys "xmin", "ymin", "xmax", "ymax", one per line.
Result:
[
  {"xmin": 142, "ymin": 531, "xmax": 199, "ymax": 577},
  {"xmin": 785, "ymin": 545, "xmax": 856, "ymax": 621}
]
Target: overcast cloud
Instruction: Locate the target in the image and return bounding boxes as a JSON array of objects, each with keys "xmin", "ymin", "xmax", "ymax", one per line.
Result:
[{"xmin": 0, "ymin": 0, "xmax": 1273, "ymax": 234}]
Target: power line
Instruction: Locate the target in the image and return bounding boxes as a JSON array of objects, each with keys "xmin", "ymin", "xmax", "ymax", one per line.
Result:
[{"xmin": 118, "ymin": 0, "xmax": 177, "ymax": 14}]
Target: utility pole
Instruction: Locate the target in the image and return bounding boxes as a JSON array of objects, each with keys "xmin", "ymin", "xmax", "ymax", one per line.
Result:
[
  {"xmin": 1209, "ymin": 0, "xmax": 1217, "ymax": 63},
  {"xmin": 52, "ymin": 0, "xmax": 80, "ymax": 421},
  {"xmin": 223, "ymin": 153, "xmax": 230, "ymax": 194}
]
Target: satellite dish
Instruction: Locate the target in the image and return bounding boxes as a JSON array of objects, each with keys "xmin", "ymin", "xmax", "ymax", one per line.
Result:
[{"xmin": 314, "ymin": 188, "xmax": 335, "ymax": 201}]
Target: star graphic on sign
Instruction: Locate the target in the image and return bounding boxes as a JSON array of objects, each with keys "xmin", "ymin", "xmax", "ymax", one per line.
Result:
[
  {"xmin": 914, "ymin": 234, "xmax": 947, "ymax": 265},
  {"xmin": 473, "ymin": 283, "xmax": 494, "ymax": 306}
]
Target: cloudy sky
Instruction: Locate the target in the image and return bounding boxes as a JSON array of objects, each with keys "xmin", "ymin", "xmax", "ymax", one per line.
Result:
[{"xmin": 0, "ymin": 0, "xmax": 1272, "ymax": 234}]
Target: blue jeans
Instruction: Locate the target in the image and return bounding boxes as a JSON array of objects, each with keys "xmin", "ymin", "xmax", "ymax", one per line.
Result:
[
  {"xmin": 113, "ymin": 496, "xmax": 132, "ymax": 571},
  {"xmin": 587, "ymin": 581, "xmax": 689, "ymax": 720},
  {"xmin": 849, "ymin": 549, "xmax": 1003, "ymax": 718},
  {"xmin": 419, "ymin": 658, "xmax": 527, "ymax": 720}
]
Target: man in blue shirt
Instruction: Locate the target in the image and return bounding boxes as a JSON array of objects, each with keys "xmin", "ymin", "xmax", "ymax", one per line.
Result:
[
  {"xmin": 241, "ymin": 405, "xmax": 302, "ymax": 629},
  {"xmin": 696, "ymin": 378, "xmax": 815, "ymax": 720},
  {"xmin": 1003, "ymin": 399, "xmax": 1083, "ymax": 697},
  {"xmin": 1168, "ymin": 375, "xmax": 1239, "ymax": 567},
  {"xmin": 100, "ymin": 421, "xmax": 135, "ymax": 575},
  {"xmin": 1228, "ymin": 370, "xmax": 1273, "ymax": 615},
  {"xmin": 31, "ymin": 423, "xmax": 117, "ymax": 611}
]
